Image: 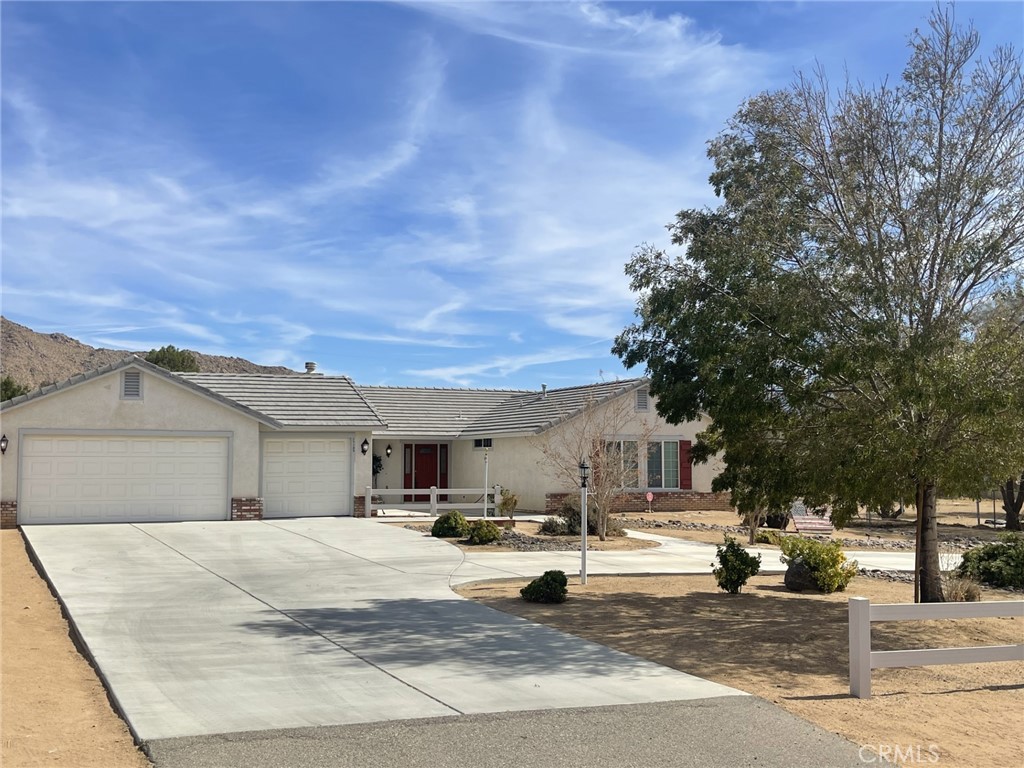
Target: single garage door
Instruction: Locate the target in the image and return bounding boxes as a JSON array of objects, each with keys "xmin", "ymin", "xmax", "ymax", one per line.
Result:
[
  {"xmin": 20, "ymin": 434, "xmax": 229, "ymax": 524},
  {"xmin": 262, "ymin": 437, "xmax": 351, "ymax": 517}
]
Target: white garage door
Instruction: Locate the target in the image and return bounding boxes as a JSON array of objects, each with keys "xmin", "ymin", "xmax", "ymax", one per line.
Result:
[
  {"xmin": 262, "ymin": 437, "xmax": 351, "ymax": 518},
  {"xmin": 20, "ymin": 435, "xmax": 229, "ymax": 525}
]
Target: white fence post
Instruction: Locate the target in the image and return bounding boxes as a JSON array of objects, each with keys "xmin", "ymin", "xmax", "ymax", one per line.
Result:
[
  {"xmin": 430, "ymin": 487, "xmax": 438, "ymax": 516},
  {"xmin": 365, "ymin": 486, "xmax": 373, "ymax": 518},
  {"xmin": 849, "ymin": 597, "xmax": 871, "ymax": 699}
]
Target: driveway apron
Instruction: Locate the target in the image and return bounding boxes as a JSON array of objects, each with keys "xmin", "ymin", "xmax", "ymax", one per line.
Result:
[{"xmin": 23, "ymin": 519, "xmax": 742, "ymax": 742}]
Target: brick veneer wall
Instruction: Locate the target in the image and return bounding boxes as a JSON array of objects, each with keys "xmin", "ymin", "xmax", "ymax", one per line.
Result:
[
  {"xmin": 1, "ymin": 501, "xmax": 17, "ymax": 529},
  {"xmin": 353, "ymin": 495, "xmax": 366, "ymax": 518},
  {"xmin": 545, "ymin": 490, "xmax": 732, "ymax": 515},
  {"xmin": 230, "ymin": 497, "xmax": 263, "ymax": 521}
]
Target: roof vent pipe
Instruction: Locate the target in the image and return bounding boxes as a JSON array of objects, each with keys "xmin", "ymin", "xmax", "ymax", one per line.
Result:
[
  {"xmin": 541, "ymin": 383, "xmax": 547, "ymax": 398},
  {"xmin": 305, "ymin": 362, "xmax": 317, "ymax": 373}
]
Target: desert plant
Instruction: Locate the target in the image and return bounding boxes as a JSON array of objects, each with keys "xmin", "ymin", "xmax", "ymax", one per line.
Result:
[
  {"xmin": 521, "ymin": 570, "xmax": 568, "ymax": 603},
  {"xmin": 942, "ymin": 574, "xmax": 982, "ymax": 602},
  {"xmin": 497, "ymin": 487, "xmax": 519, "ymax": 518},
  {"xmin": 538, "ymin": 516, "xmax": 569, "ymax": 536},
  {"xmin": 779, "ymin": 537, "xmax": 858, "ymax": 593},
  {"xmin": 554, "ymin": 495, "xmax": 624, "ymax": 537},
  {"xmin": 956, "ymin": 533, "xmax": 1024, "ymax": 590},
  {"xmin": 467, "ymin": 519, "xmax": 503, "ymax": 545},
  {"xmin": 431, "ymin": 510, "xmax": 470, "ymax": 539},
  {"xmin": 754, "ymin": 529, "xmax": 783, "ymax": 546},
  {"xmin": 712, "ymin": 536, "xmax": 761, "ymax": 594}
]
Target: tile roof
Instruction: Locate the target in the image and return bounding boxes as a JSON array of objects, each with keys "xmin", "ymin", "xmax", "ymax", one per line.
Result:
[
  {"xmin": 359, "ymin": 379, "xmax": 646, "ymax": 437},
  {"xmin": 180, "ymin": 373, "xmax": 386, "ymax": 429},
  {"xmin": 358, "ymin": 386, "xmax": 529, "ymax": 437},
  {"xmin": 460, "ymin": 379, "xmax": 647, "ymax": 436},
  {"xmin": 0, "ymin": 356, "xmax": 282, "ymax": 427}
]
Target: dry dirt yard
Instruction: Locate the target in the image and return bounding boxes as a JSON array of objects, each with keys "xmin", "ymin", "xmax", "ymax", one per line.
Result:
[
  {"xmin": 616, "ymin": 497, "xmax": 1013, "ymax": 549},
  {"xmin": 458, "ymin": 573, "xmax": 1023, "ymax": 768},
  {"xmin": 1, "ymin": 530, "xmax": 150, "ymax": 767}
]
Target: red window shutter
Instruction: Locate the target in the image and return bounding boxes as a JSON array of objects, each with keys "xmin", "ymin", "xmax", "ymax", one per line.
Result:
[{"xmin": 679, "ymin": 440, "xmax": 692, "ymax": 490}]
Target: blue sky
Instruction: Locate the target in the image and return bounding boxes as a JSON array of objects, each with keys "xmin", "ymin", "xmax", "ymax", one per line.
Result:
[{"xmin": 3, "ymin": 1, "xmax": 1021, "ymax": 388}]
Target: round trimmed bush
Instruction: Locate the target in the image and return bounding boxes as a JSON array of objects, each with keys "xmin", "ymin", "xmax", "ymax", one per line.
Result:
[
  {"xmin": 521, "ymin": 570, "xmax": 568, "ymax": 603},
  {"xmin": 431, "ymin": 510, "xmax": 470, "ymax": 538},
  {"xmin": 956, "ymin": 533, "xmax": 1024, "ymax": 590},
  {"xmin": 713, "ymin": 536, "xmax": 761, "ymax": 594},
  {"xmin": 467, "ymin": 519, "xmax": 503, "ymax": 545}
]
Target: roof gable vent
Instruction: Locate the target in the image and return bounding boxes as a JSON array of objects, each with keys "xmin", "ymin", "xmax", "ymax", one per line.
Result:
[
  {"xmin": 121, "ymin": 370, "xmax": 143, "ymax": 400},
  {"xmin": 635, "ymin": 388, "xmax": 649, "ymax": 412}
]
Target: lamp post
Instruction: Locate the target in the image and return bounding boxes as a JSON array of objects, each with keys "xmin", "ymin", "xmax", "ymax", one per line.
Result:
[
  {"xmin": 579, "ymin": 459, "xmax": 589, "ymax": 586},
  {"xmin": 482, "ymin": 448, "xmax": 490, "ymax": 518}
]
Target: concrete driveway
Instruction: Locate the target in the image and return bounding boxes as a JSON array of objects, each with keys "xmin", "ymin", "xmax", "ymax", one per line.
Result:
[{"xmin": 23, "ymin": 518, "xmax": 743, "ymax": 743}]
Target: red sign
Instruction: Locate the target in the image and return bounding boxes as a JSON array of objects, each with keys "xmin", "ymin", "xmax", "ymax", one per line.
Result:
[{"xmin": 646, "ymin": 492, "xmax": 654, "ymax": 502}]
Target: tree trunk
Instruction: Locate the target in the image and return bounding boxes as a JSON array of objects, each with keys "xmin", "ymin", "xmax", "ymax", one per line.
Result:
[
  {"xmin": 747, "ymin": 506, "xmax": 760, "ymax": 545},
  {"xmin": 915, "ymin": 480, "xmax": 945, "ymax": 603},
  {"xmin": 1000, "ymin": 474, "xmax": 1023, "ymax": 532}
]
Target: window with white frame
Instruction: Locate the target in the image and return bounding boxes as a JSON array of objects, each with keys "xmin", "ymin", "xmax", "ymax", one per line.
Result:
[
  {"xmin": 603, "ymin": 439, "xmax": 640, "ymax": 488},
  {"xmin": 647, "ymin": 440, "xmax": 680, "ymax": 489}
]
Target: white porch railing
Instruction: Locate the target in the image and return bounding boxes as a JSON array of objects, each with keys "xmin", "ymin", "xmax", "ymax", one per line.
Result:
[
  {"xmin": 365, "ymin": 486, "xmax": 500, "ymax": 518},
  {"xmin": 848, "ymin": 596, "xmax": 1024, "ymax": 699}
]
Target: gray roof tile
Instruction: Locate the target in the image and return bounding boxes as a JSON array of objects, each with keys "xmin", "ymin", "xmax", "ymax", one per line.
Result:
[
  {"xmin": 359, "ymin": 379, "xmax": 646, "ymax": 437},
  {"xmin": 181, "ymin": 373, "xmax": 385, "ymax": 428}
]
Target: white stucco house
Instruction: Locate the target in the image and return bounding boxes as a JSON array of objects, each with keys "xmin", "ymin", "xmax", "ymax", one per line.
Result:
[{"xmin": 0, "ymin": 357, "xmax": 728, "ymax": 528}]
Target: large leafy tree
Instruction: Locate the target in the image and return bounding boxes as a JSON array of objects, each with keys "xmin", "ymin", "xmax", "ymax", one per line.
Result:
[
  {"xmin": 1, "ymin": 375, "xmax": 30, "ymax": 401},
  {"xmin": 614, "ymin": 8, "xmax": 1024, "ymax": 602},
  {"xmin": 145, "ymin": 345, "xmax": 200, "ymax": 373}
]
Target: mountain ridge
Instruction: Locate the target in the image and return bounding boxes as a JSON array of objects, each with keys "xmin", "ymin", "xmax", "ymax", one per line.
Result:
[{"xmin": 1, "ymin": 317, "xmax": 300, "ymax": 389}]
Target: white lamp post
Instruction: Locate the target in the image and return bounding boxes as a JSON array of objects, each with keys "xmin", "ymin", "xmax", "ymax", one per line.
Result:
[
  {"xmin": 482, "ymin": 447, "xmax": 490, "ymax": 518},
  {"xmin": 579, "ymin": 459, "xmax": 589, "ymax": 586}
]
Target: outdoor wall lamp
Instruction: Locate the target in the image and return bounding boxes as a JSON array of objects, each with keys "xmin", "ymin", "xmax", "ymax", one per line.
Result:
[
  {"xmin": 385, "ymin": 444, "xmax": 392, "ymax": 458},
  {"xmin": 360, "ymin": 438, "xmax": 369, "ymax": 455},
  {"xmin": 0, "ymin": 435, "xmax": 7, "ymax": 455}
]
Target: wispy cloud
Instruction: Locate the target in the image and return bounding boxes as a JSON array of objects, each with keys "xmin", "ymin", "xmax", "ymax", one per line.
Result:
[{"xmin": 0, "ymin": 1, "xmax": 793, "ymax": 385}]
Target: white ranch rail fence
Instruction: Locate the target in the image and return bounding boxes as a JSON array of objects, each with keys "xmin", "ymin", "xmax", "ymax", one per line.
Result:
[
  {"xmin": 365, "ymin": 486, "xmax": 499, "ymax": 518},
  {"xmin": 848, "ymin": 596, "xmax": 1024, "ymax": 699}
]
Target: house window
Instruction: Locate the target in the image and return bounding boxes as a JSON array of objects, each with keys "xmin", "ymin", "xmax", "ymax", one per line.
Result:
[
  {"xmin": 647, "ymin": 440, "xmax": 680, "ymax": 488},
  {"xmin": 473, "ymin": 438, "xmax": 493, "ymax": 449},
  {"xmin": 645, "ymin": 439, "xmax": 692, "ymax": 489},
  {"xmin": 121, "ymin": 370, "xmax": 143, "ymax": 400},
  {"xmin": 635, "ymin": 388, "xmax": 649, "ymax": 412},
  {"xmin": 603, "ymin": 439, "xmax": 640, "ymax": 488}
]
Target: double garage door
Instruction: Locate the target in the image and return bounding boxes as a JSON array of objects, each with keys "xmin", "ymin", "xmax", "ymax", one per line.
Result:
[
  {"xmin": 20, "ymin": 434, "xmax": 230, "ymax": 525},
  {"xmin": 18, "ymin": 434, "xmax": 353, "ymax": 525}
]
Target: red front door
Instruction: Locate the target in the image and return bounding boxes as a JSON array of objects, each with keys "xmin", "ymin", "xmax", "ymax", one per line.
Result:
[
  {"xmin": 403, "ymin": 444, "xmax": 450, "ymax": 502},
  {"xmin": 413, "ymin": 444, "xmax": 438, "ymax": 502}
]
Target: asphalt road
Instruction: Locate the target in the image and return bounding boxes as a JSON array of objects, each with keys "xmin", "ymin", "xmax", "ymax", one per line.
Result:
[{"xmin": 146, "ymin": 697, "xmax": 872, "ymax": 768}]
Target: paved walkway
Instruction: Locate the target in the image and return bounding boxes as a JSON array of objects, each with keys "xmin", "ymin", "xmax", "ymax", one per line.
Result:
[
  {"xmin": 24, "ymin": 519, "xmax": 744, "ymax": 743},
  {"xmin": 447, "ymin": 525, "xmax": 936, "ymax": 585}
]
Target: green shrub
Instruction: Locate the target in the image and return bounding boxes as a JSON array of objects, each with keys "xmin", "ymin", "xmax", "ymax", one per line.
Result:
[
  {"xmin": 431, "ymin": 510, "xmax": 470, "ymax": 538},
  {"xmin": 779, "ymin": 537, "xmax": 857, "ymax": 593},
  {"xmin": 538, "ymin": 516, "xmax": 569, "ymax": 536},
  {"xmin": 712, "ymin": 536, "xmax": 762, "ymax": 594},
  {"xmin": 956, "ymin": 533, "xmax": 1024, "ymax": 590},
  {"xmin": 467, "ymin": 519, "xmax": 503, "ymax": 545},
  {"xmin": 521, "ymin": 570, "xmax": 568, "ymax": 603},
  {"xmin": 754, "ymin": 529, "xmax": 782, "ymax": 546},
  {"xmin": 553, "ymin": 495, "xmax": 623, "ymax": 537}
]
